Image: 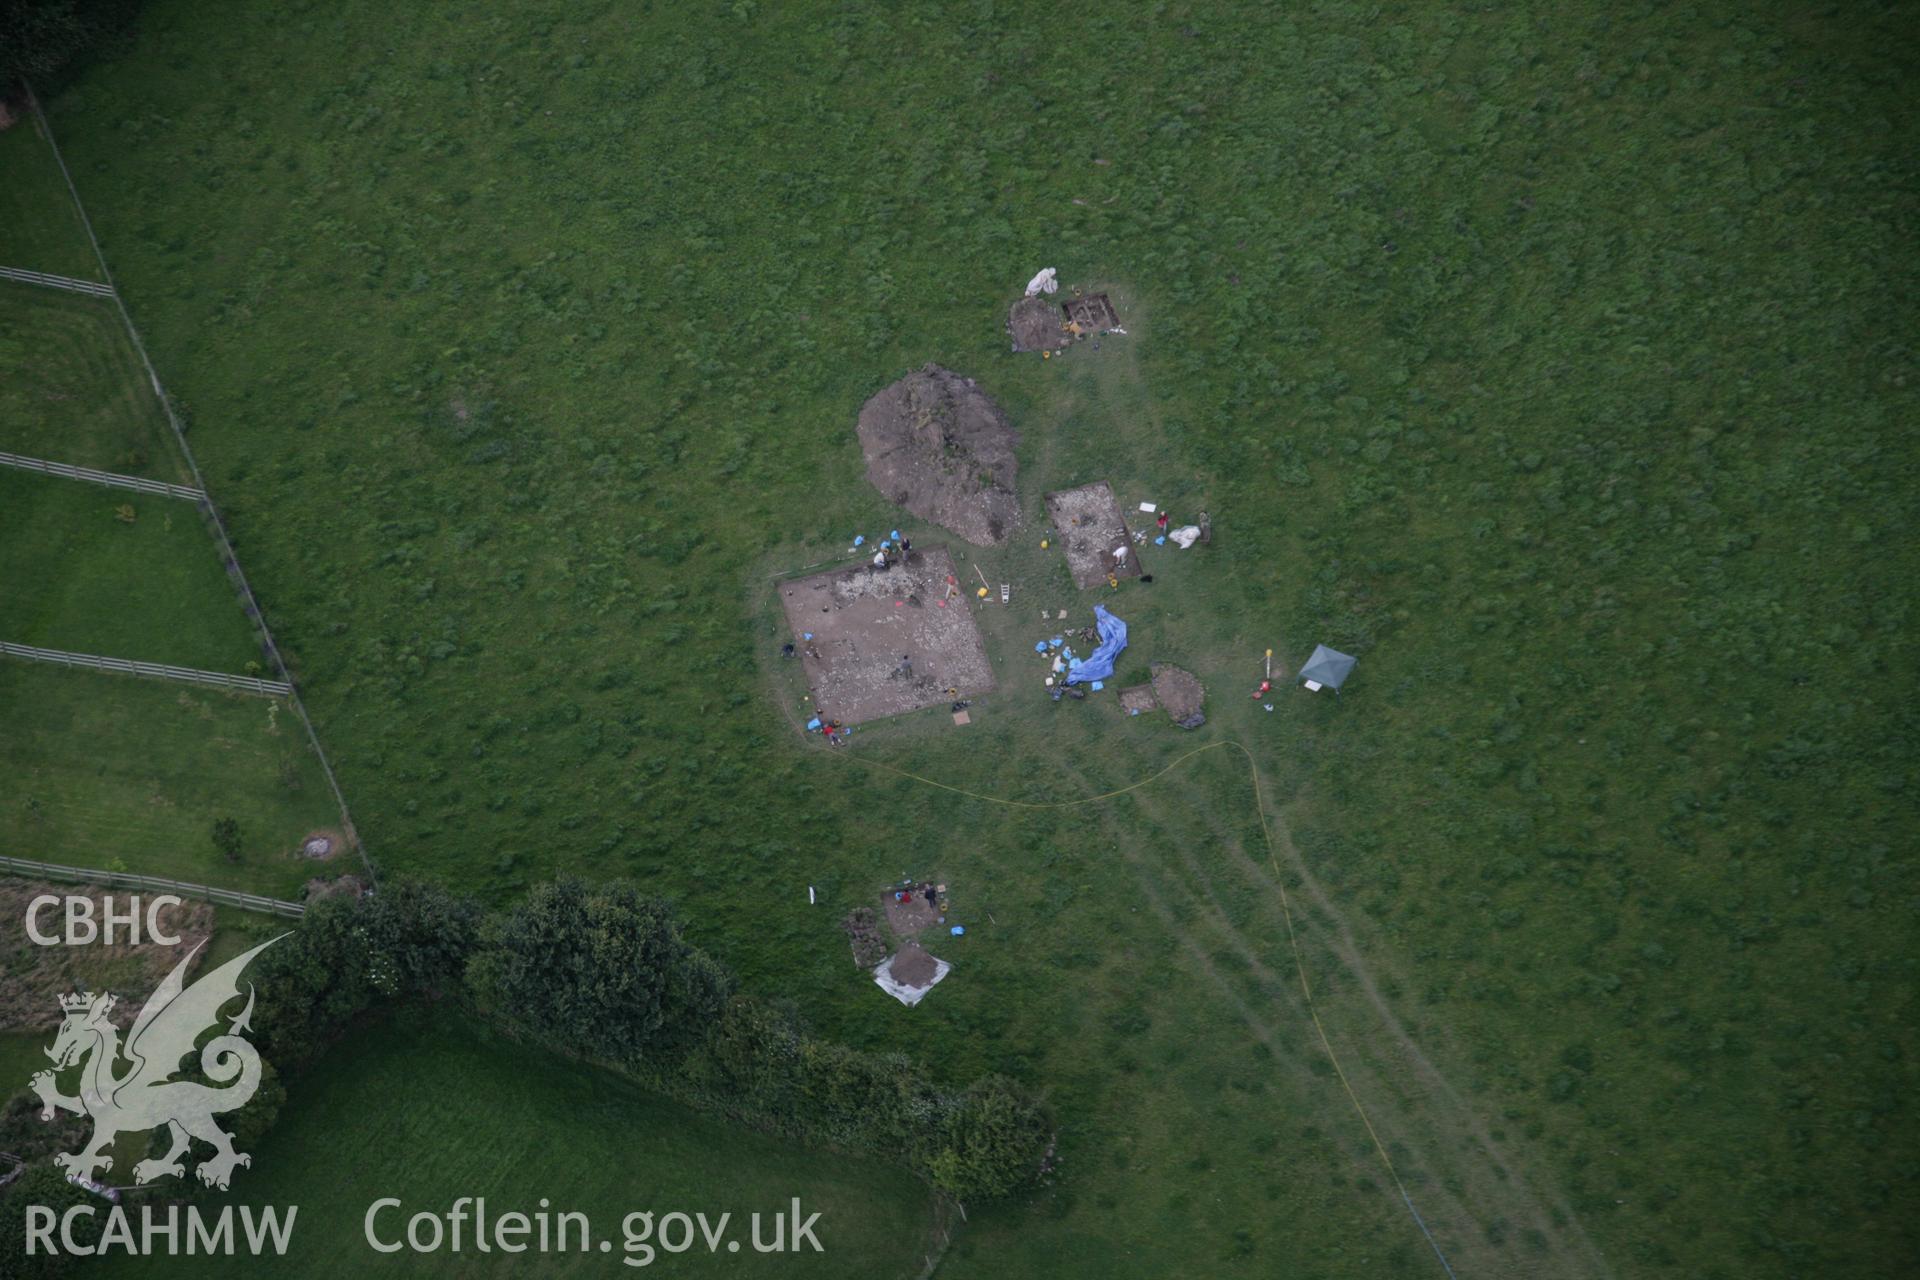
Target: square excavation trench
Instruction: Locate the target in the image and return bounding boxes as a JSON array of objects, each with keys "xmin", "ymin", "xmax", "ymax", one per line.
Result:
[
  {"xmin": 780, "ymin": 545, "xmax": 995, "ymax": 724},
  {"xmin": 1045, "ymin": 481, "xmax": 1142, "ymax": 589}
]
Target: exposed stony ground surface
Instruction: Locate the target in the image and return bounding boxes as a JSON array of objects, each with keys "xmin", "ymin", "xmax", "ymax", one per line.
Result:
[
  {"xmin": 889, "ymin": 943, "xmax": 938, "ymax": 987},
  {"xmin": 779, "ymin": 546, "xmax": 994, "ymax": 724},
  {"xmin": 1150, "ymin": 662, "xmax": 1206, "ymax": 728},
  {"xmin": 1045, "ymin": 481, "xmax": 1141, "ymax": 589}
]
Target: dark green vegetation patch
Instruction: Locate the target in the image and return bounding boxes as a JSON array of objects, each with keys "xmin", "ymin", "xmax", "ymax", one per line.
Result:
[{"xmin": 0, "ymin": 118, "xmax": 99, "ymax": 281}]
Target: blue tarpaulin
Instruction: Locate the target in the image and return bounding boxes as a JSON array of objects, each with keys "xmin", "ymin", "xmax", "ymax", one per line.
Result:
[{"xmin": 1066, "ymin": 605, "xmax": 1128, "ymax": 685}]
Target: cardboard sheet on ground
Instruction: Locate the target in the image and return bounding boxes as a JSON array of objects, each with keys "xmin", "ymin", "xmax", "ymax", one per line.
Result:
[{"xmin": 1065, "ymin": 605, "xmax": 1127, "ymax": 685}]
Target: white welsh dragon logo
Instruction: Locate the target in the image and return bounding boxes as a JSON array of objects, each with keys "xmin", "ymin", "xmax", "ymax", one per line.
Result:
[{"xmin": 31, "ymin": 936, "xmax": 282, "ymax": 1190}]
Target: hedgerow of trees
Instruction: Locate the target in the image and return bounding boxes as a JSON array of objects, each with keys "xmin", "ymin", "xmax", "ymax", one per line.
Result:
[{"xmin": 0, "ymin": 877, "xmax": 1049, "ymax": 1215}]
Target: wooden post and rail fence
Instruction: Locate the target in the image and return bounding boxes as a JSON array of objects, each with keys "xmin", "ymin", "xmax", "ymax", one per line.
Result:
[
  {"xmin": 6, "ymin": 86, "xmax": 375, "ymax": 890},
  {"xmin": 0, "ymin": 853, "xmax": 306, "ymax": 919}
]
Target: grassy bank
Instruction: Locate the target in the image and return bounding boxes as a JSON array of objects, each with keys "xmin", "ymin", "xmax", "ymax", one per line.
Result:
[
  {"xmin": 96, "ymin": 1009, "xmax": 937, "ymax": 1279},
  {"xmin": 0, "ymin": 116, "xmax": 100, "ymax": 282},
  {"xmin": 0, "ymin": 470, "xmax": 262, "ymax": 671},
  {"xmin": 0, "ymin": 663, "xmax": 337, "ymax": 896},
  {"xmin": 0, "ymin": 281, "xmax": 182, "ymax": 477}
]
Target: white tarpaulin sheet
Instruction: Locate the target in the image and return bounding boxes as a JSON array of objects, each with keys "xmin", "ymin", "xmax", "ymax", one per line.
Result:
[{"xmin": 873, "ymin": 953, "xmax": 952, "ymax": 1007}]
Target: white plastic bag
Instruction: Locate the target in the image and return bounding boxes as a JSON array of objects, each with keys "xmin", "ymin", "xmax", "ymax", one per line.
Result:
[
  {"xmin": 1170, "ymin": 525, "xmax": 1201, "ymax": 549},
  {"xmin": 1024, "ymin": 267, "xmax": 1059, "ymax": 297}
]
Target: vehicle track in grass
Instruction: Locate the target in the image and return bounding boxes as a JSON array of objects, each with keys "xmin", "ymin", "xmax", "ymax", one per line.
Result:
[
  {"xmin": 1130, "ymin": 756, "xmax": 1612, "ymax": 1262},
  {"xmin": 1051, "ymin": 756, "xmax": 1507, "ymax": 1277},
  {"xmin": 835, "ymin": 739, "xmax": 1612, "ymax": 1279},
  {"xmin": 1118, "ymin": 755, "xmax": 1611, "ymax": 1279}
]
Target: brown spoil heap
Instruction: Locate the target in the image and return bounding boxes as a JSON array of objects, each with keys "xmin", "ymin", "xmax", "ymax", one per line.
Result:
[{"xmin": 856, "ymin": 364, "xmax": 1020, "ymax": 546}]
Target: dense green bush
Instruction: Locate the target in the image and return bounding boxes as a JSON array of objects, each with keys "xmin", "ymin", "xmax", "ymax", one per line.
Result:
[
  {"xmin": 0, "ymin": 1164, "xmax": 100, "ymax": 1278},
  {"xmin": 680, "ymin": 993, "xmax": 805, "ymax": 1113},
  {"xmin": 170, "ymin": 879, "xmax": 484, "ymax": 1186},
  {"xmin": 227, "ymin": 879, "xmax": 1050, "ymax": 1204},
  {"xmin": 0, "ymin": 1094, "xmax": 87, "ymax": 1166},
  {"xmin": 467, "ymin": 876, "xmax": 733, "ymax": 1065},
  {"xmin": 926, "ymin": 1074, "xmax": 1054, "ymax": 1201},
  {"xmin": 671, "ymin": 995, "xmax": 1050, "ymax": 1201},
  {"xmin": 249, "ymin": 878, "xmax": 483, "ymax": 1067},
  {"xmin": 466, "ymin": 881, "xmax": 1051, "ymax": 1200},
  {"xmin": 209, "ymin": 816, "xmax": 241, "ymax": 863}
]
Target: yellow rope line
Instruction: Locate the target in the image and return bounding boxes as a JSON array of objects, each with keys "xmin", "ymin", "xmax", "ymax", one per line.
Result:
[
  {"xmin": 822, "ymin": 738, "xmax": 1459, "ymax": 1277},
  {"xmin": 835, "ymin": 740, "xmax": 1235, "ymax": 808}
]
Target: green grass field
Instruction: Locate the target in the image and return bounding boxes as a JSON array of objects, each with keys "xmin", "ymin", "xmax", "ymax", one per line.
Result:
[
  {"xmin": 0, "ymin": 470, "xmax": 263, "ymax": 671},
  {"xmin": 0, "ymin": 1030, "xmax": 51, "ymax": 1097},
  {"xmin": 0, "ymin": 172, "xmax": 318, "ymax": 900},
  {"xmin": 96, "ymin": 1009, "xmax": 936, "ymax": 1279},
  {"xmin": 0, "ymin": 281, "xmax": 181, "ymax": 476},
  {"xmin": 9, "ymin": 1, "xmax": 1914, "ymax": 1277},
  {"xmin": 0, "ymin": 663, "xmax": 337, "ymax": 896},
  {"xmin": 0, "ymin": 114, "xmax": 100, "ymax": 282}
]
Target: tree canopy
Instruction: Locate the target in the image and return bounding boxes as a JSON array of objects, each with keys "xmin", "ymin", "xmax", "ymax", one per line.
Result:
[
  {"xmin": 0, "ymin": 0, "xmax": 143, "ymax": 91},
  {"xmin": 468, "ymin": 877, "xmax": 734, "ymax": 1065}
]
